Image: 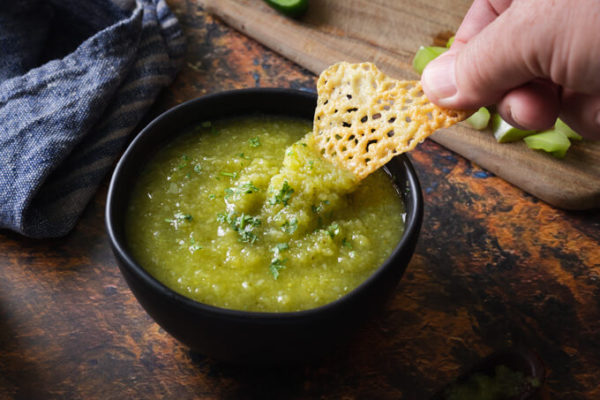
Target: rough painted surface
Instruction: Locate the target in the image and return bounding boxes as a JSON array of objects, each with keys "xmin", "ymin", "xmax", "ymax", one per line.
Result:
[{"xmin": 0, "ymin": 2, "xmax": 599, "ymax": 399}]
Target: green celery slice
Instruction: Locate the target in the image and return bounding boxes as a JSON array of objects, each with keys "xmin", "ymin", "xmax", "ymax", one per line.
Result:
[
  {"xmin": 554, "ymin": 118, "xmax": 582, "ymax": 141},
  {"xmin": 264, "ymin": 0, "xmax": 308, "ymax": 17},
  {"xmin": 412, "ymin": 46, "xmax": 447, "ymax": 74},
  {"xmin": 523, "ymin": 130, "xmax": 571, "ymax": 158},
  {"xmin": 465, "ymin": 107, "xmax": 491, "ymax": 130},
  {"xmin": 491, "ymin": 113, "xmax": 535, "ymax": 143}
]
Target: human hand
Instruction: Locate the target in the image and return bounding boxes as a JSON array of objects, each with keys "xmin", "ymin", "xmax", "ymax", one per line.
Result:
[{"xmin": 421, "ymin": 0, "xmax": 600, "ymax": 140}]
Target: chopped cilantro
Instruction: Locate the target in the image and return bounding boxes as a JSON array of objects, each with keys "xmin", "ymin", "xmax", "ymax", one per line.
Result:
[
  {"xmin": 174, "ymin": 213, "xmax": 192, "ymax": 221},
  {"xmin": 217, "ymin": 211, "xmax": 261, "ymax": 243},
  {"xmin": 270, "ymin": 181, "xmax": 294, "ymax": 206},
  {"xmin": 165, "ymin": 212, "xmax": 193, "ymax": 229},
  {"xmin": 224, "ymin": 188, "xmax": 235, "ymax": 199},
  {"xmin": 249, "ymin": 137, "xmax": 261, "ymax": 147},
  {"xmin": 311, "ymin": 200, "xmax": 329, "ymax": 214},
  {"xmin": 270, "ymin": 242, "xmax": 290, "ymax": 278},
  {"xmin": 178, "ymin": 155, "xmax": 189, "ymax": 169},
  {"xmin": 189, "ymin": 236, "xmax": 202, "ymax": 252},
  {"xmin": 282, "ymin": 218, "xmax": 298, "ymax": 234},
  {"xmin": 342, "ymin": 237, "xmax": 353, "ymax": 249},
  {"xmin": 216, "ymin": 212, "xmax": 229, "ymax": 224},
  {"xmin": 237, "ymin": 153, "xmax": 251, "ymax": 160},
  {"xmin": 240, "ymin": 182, "xmax": 259, "ymax": 194},
  {"xmin": 208, "ymin": 194, "xmax": 216, "ymax": 200},
  {"xmin": 194, "ymin": 164, "xmax": 202, "ymax": 173},
  {"xmin": 241, "ymin": 231, "xmax": 258, "ymax": 244},
  {"xmin": 220, "ymin": 171, "xmax": 238, "ymax": 179},
  {"xmin": 326, "ymin": 222, "xmax": 340, "ymax": 239},
  {"xmin": 224, "ymin": 181, "xmax": 259, "ymax": 200},
  {"xmin": 308, "ymin": 160, "xmax": 314, "ymax": 169},
  {"xmin": 269, "ymin": 258, "xmax": 287, "ymax": 279},
  {"xmin": 274, "ymin": 242, "xmax": 289, "ymax": 252}
]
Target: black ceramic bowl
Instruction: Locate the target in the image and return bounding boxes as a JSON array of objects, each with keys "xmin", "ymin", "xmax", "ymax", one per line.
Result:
[{"xmin": 106, "ymin": 88, "xmax": 423, "ymax": 363}]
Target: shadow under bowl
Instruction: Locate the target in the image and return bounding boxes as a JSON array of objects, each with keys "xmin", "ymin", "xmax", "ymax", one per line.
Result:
[{"xmin": 105, "ymin": 88, "xmax": 423, "ymax": 364}]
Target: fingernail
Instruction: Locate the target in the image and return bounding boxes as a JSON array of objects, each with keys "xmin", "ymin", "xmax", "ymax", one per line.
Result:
[{"xmin": 422, "ymin": 52, "xmax": 458, "ymax": 104}]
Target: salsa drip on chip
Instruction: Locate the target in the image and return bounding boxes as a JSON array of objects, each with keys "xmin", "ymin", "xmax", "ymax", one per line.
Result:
[{"xmin": 310, "ymin": 62, "xmax": 471, "ymax": 179}]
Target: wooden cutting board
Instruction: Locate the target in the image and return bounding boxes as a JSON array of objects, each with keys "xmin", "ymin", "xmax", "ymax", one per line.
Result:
[{"xmin": 200, "ymin": 0, "xmax": 600, "ymax": 210}]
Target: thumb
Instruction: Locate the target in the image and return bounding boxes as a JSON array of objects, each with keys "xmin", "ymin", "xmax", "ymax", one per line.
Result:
[{"xmin": 421, "ymin": 1, "xmax": 552, "ymax": 110}]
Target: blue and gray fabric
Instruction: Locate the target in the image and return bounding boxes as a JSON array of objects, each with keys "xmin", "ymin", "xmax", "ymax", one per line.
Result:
[{"xmin": 0, "ymin": 0, "xmax": 185, "ymax": 238}]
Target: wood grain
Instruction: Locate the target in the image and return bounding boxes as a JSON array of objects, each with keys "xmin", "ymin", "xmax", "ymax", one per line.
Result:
[{"xmin": 201, "ymin": 0, "xmax": 600, "ymax": 210}]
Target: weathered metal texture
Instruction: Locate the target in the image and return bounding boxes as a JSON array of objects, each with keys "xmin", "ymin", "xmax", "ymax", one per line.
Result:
[{"xmin": 0, "ymin": 2, "xmax": 598, "ymax": 399}]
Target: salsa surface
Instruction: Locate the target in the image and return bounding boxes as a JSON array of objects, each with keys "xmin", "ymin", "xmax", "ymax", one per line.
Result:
[{"xmin": 126, "ymin": 116, "xmax": 405, "ymax": 312}]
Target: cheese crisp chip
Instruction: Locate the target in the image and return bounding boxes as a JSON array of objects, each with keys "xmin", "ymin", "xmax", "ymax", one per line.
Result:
[{"xmin": 311, "ymin": 62, "xmax": 470, "ymax": 179}]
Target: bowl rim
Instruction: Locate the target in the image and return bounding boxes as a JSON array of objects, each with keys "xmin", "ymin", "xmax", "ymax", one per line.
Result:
[{"xmin": 106, "ymin": 87, "xmax": 423, "ymax": 321}]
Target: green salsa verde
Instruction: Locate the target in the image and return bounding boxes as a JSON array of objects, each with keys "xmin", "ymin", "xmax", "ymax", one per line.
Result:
[{"xmin": 126, "ymin": 116, "xmax": 405, "ymax": 312}]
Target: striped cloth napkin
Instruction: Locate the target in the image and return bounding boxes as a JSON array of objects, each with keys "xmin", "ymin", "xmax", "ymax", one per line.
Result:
[{"xmin": 0, "ymin": 0, "xmax": 185, "ymax": 238}]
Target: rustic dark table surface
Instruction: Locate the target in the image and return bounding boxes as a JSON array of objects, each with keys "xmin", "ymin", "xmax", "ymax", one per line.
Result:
[{"xmin": 1, "ymin": 2, "xmax": 599, "ymax": 399}]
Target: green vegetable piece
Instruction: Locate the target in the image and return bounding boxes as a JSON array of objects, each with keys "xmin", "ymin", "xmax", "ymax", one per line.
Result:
[
  {"xmin": 194, "ymin": 164, "xmax": 202, "ymax": 173},
  {"xmin": 555, "ymin": 118, "xmax": 582, "ymax": 141},
  {"xmin": 201, "ymin": 121, "xmax": 211, "ymax": 128},
  {"xmin": 263, "ymin": 0, "xmax": 308, "ymax": 18},
  {"xmin": 491, "ymin": 113, "xmax": 535, "ymax": 143},
  {"xmin": 446, "ymin": 36, "xmax": 455, "ymax": 48},
  {"xmin": 342, "ymin": 238, "xmax": 353, "ymax": 249},
  {"xmin": 524, "ymin": 130, "xmax": 571, "ymax": 158},
  {"xmin": 412, "ymin": 46, "xmax": 447, "ymax": 74},
  {"xmin": 465, "ymin": 107, "xmax": 491, "ymax": 130}
]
